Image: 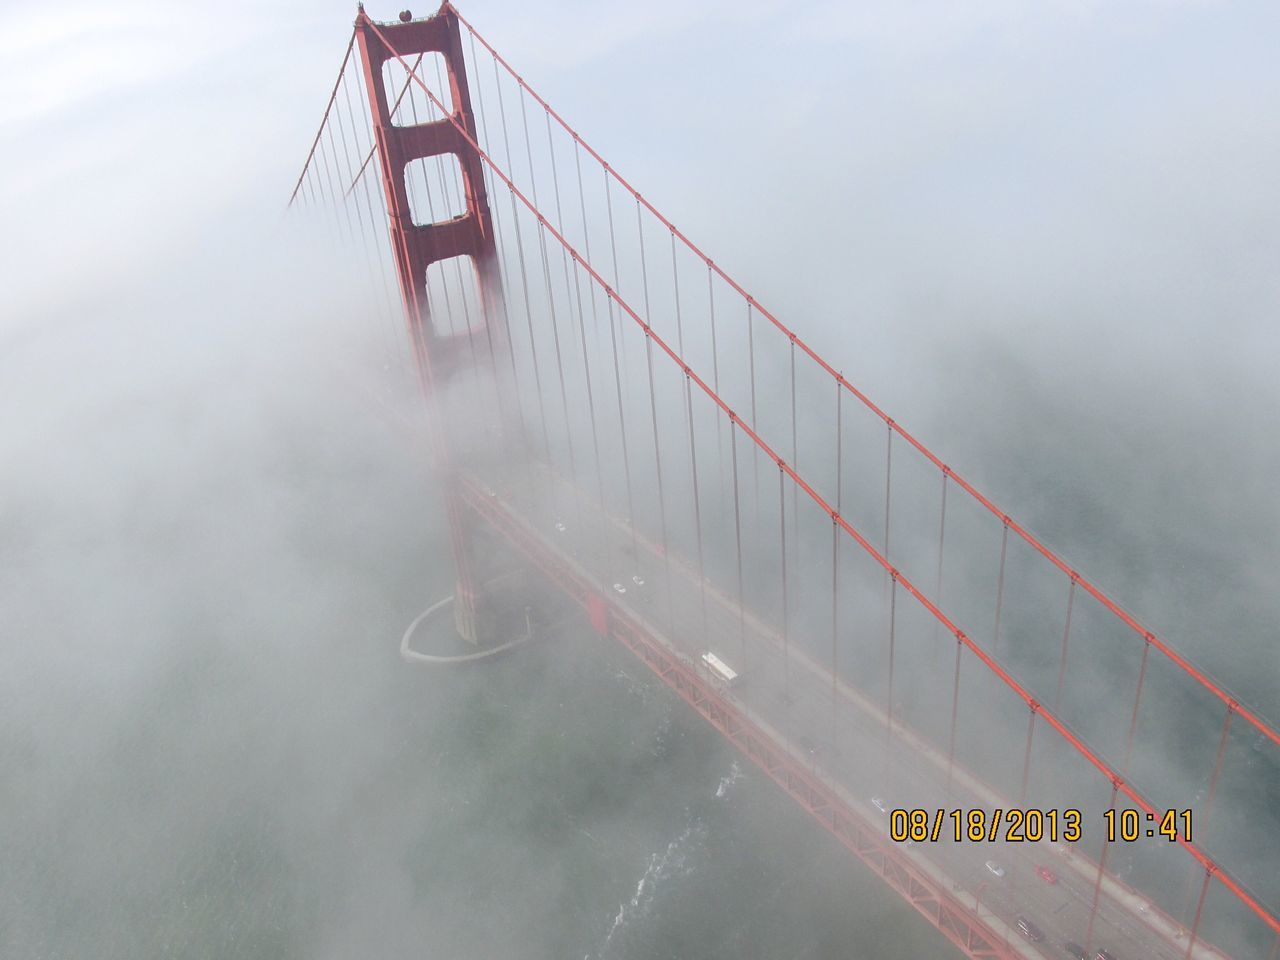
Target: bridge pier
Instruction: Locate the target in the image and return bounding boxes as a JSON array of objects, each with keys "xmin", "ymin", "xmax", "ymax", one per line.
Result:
[
  {"xmin": 356, "ymin": 2, "xmax": 524, "ymax": 656},
  {"xmin": 452, "ymin": 572, "xmax": 480, "ymax": 644},
  {"xmin": 447, "ymin": 491, "xmax": 498, "ymax": 647},
  {"xmin": 446, "ymin": 489, "xmax": 542, "ymax": 648}
]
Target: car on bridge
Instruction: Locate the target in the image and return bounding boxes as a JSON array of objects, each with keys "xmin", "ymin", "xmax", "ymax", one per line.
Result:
[{"xmin": 1016, "ymin": 917, "xmax": 1044, "ymax": 942}]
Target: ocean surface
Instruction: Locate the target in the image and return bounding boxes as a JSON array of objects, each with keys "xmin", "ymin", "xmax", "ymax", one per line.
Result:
[
  {"xmin": 4, "ymin": 281, "xmax": 1275, "ymax": 959},
  {"xmin": 1, "ymin": 352, "xmax": 952, "ymax": 960}
]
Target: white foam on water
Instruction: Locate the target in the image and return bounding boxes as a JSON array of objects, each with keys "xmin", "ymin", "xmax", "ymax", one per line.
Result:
[
  {"xmin": 715, "ymin": 759, "xmax": 743, "ymax": 799},
  {"xmin": 595, "ymin": 822, "xmax": 701, "ymax": 958}
]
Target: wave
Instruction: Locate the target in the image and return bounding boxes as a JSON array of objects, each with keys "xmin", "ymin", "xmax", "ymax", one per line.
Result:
[
  {"xmin": 594, "ymin": 821, "xmax": 703, "ymax": 958},
  {"xmin": 715, "ymin": 760, "xmax": 743, "ymax": 799}
]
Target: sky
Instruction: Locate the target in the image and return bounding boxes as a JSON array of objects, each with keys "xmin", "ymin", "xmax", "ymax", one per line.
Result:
[
  {"xmin": 2, "ymin": 0, "xmax": 1278, "ymax": 956},
  {"xmin": 9, "ymin": 0, "xmax": 1267, "ymax": 698}
]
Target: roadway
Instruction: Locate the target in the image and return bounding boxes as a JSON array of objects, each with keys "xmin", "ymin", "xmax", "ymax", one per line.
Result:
[{"xmin": 466, "ymin": 459, "xmax": 1231, "ymax": 960}]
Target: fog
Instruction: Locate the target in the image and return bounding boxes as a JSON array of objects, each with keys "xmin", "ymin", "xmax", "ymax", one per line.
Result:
[{"xmin": 3, "ymin": 1, "xmax": 1278, "ymax": 958}]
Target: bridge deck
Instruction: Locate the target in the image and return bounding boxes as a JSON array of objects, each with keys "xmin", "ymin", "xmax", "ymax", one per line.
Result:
[{"xmin": 459, "ymin": 463, "xmax": 1229, "ymax": 960}]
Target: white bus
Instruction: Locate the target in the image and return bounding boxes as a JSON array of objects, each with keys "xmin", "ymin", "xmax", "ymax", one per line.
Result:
[{"xmin": 701, "ymin": 651, "xmax": 741, "ymax": 688}]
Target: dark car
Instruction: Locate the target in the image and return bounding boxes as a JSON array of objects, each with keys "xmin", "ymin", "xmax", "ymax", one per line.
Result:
[
  {"xmin": 1063, "ymin": 942, "xmax": 1087, "ymax": 960},
  {"xmin": 1016, "ymin": 917, "xmax": 1045, "ymax": 942}
]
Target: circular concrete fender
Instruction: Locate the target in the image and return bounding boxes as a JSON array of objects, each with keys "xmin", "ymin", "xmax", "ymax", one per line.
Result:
[{"xmin": 399, "ymin": 596, "xmax": 531, "ymax": 664}]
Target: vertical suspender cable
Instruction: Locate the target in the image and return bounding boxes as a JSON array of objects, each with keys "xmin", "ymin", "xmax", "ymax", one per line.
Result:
[
  {"xmin": 708, "ymin": 265, "xmax": 725, "ymax": 517},
  {"xmin": 685, "ymin": 371, "xmax": 709, "ymax": 643},
  {"xmin": 731, "ymin": 421, "xmax": 747, "ymax": 671},
  {"xmin": 644, "ymin": 333, "xmax": 675, "ymax": 638},
  {"xmin": 337, "ymin": 69, "xmax": 404, "ymax": 384},
  {"xmin": 1085, "ymin": 781, "xmax": 1120, "ymax": 956},
  {"xmin": 603, "ymin": 171, "xmax": 628, "ymax": 376},
  {"xmin": 546, "ymin": 118, "xmax": 610, "ymax": 571},
  {"xmin": 1055, "ymin": 577, "xmax": 1077, "ymax": 714},
  {"xmin": 779, "ymin": 464, "xmax": 790, "ymax": 701},
  {"xmin": 464, "ymin": 41, "xmax": 504, "ymax": 405},
  {"xmin": 1123, "ymin": 636, "xmax": 1151, "ymax": 774},
  {"xmin": 670, "ymin": 233, "xmax": 685, "ymax": 353},
  {"xmin": 585, "ymin": 147, "xmax": 639, "ymax": 563},
  {"xmin": 493, "ymin": 61, "xmax": 554, "ymax": 472},
  {"xmin": 672, "ymin": 230, "xmax": 707, "ymax": 638},
  {"xmin": 747, "ymin": 302, "xmax": 759, "ymax": 517},
  {"xmin": 639, "ymin": 199, "xmax": 674, "ymax": 632},
  {"xmin": 521, "ymin": 81, "xmax": 582, "ymax": 534},
  {"xmin": 349, "ymin": 66, "xmax": 407, "ymax": 350},
  {"xmin": 883, "ymin": 423, "xmax": 894, "ymax": 560},
  {"xmin": 544, "ymin": 112, "xmax": 600, "ymax": 545},
  {"xmin": 883, "ymin": 423, "xmax": 894, "ymax": 631},
  {"xmin": 545, "ymin": 111, "xmax": 579, "ymax": 345},
  {"xmin": 333, "ymin": 73, "xmax": 375, "ymax": 253},
  {"xmin": 947, "ymin": 635, "xmax": 963, "ymax": 793},
  {"xmin": 538, "ymin": 210, "xmax": 583, "ymax": 526},
  {"xmin": 993, "ymin": 520, "xmax": 1009, "ymax": 653},
  {"xmin": 1183, "ymin": 869, "xmax": 1214, "ymax": 960},
  {"xmin": 933, "ymin": 471, "xmax": 949, "ymax": 650},
  {"xmin": 288, "ymin": 29, "xmax": 357, "ymax": 208},
  {"xmin": 886, "ymin": 573, "xmax": 897, "ymax": 740},
  {"xmin": 1019, "ymin": 706, "xmax": 1037, "ymax": 805},
  {"xmin": 835, "ymin": 375, "xmax": 843, "ymax": 516},
  {"xmin": 831, "ymin": 517, "xmax": 839, "ymax": 744},
  {"xmin": 467, "ymin": 33, "xmax": 533, "ymax": 470},
  {"xmin": 1202, "ymin": 702, "xmax": 1235, "ymax": 835},
  {"xmin": 636, "ymin": 199, "xmax": 652, "ymax": 323},
  {"xmin": 790, "ymin": 339, "xmax": 799, "ymax": 534},
  {"xmin": 353, "ymin": 58, "xmax": 419, "ymax": 365},
  {"xmin": 318, "ymin": 118, "xmax": 355, "ymax": 240}
]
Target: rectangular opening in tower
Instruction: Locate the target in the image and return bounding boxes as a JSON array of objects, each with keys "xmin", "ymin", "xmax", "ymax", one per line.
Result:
[
  {"xmin": 406, "ymin": 154, "xmax": 468, "ymax": 224},
  {"xmin": 424, "ymin": 255, "xmax": 486, "ymax": 336},
  {"xmin": 382, "ymin": 53, "xmax": 453, "ymax": 126}
]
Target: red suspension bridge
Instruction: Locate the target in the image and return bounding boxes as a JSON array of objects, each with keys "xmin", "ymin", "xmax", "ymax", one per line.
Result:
[{"xmin": 288, "ymin": 6, "xmax": 1280, "ymax": 958}]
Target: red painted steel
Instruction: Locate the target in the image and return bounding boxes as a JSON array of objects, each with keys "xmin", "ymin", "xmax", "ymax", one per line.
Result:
[
  {"xmin": 344, "ymin": 54, "xmax": 426, "ymax": 198},
  {"xmin": 457, "ymin": 475, "xmax": 1019, "ymax": 960},
  {"xmin": 291, "ymin": 9, "xmax": 1278, "ymax": 951},
  {"xmin": 354, "ymin": 7, "xmax": 509, "ymax": 643},
  {"xmin": 354, "ymin": 5, "xmax": 503, "ymax": 383},
  {"xmin": 446, "ymin": 0, "xmax": 1280, "ymax": 757},
  {"xmin": 359, "ymin": 15, "xmax": 1280, "ymax": 937},
  {"xmin": 288, "ymin": 31, "xmax": 357, "ymax": 207}
]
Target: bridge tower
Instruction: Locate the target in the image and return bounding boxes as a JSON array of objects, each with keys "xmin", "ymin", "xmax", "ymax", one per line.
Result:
[{"xmin": 354, "ymin": 3, "xmax": 508, "ymax": 645}]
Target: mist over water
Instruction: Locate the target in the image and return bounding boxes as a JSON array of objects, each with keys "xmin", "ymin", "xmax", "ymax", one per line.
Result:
[
  {"xmin": 5, "ymin": 1, "xmax": 1279, "ymax": 957},
  {"xmin": 0, "ymin": 226, "xmax": 955, "ymax": 958}
]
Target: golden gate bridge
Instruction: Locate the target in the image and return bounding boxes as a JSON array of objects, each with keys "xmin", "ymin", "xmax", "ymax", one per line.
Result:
[{"xmin": 287, "ymin": 6, "xmax": 1280, "ymax": 958}]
